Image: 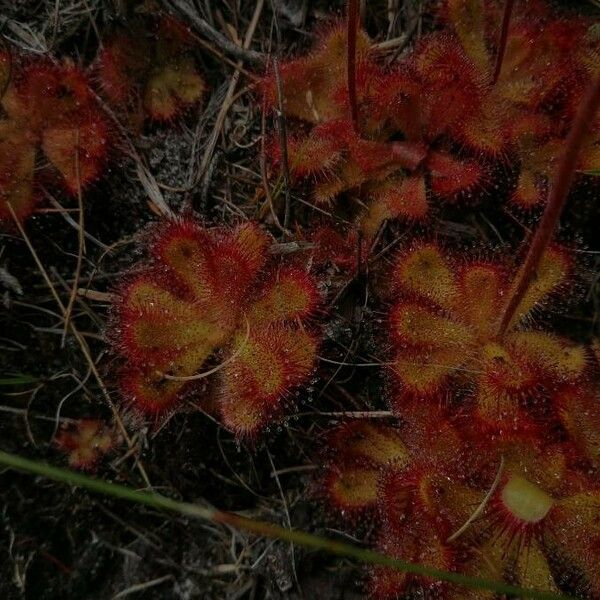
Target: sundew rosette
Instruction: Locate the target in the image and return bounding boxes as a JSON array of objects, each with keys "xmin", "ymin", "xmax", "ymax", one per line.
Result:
[
  {"xmin": 320, "ymin": 411, "xmax": 600, "ymax": 598},
  {"xmin": 111, "ymin": 218, "xmax": 321, "ymax": 437},
  {"xmin": 386, "ymin": 242, "xmax": 588, "ymax": 429}
]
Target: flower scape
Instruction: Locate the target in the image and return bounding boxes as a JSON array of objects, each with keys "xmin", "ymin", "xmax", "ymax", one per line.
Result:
[{"xmin": 0, "ymin": 0, "xmax": 599, "ymax": 599}]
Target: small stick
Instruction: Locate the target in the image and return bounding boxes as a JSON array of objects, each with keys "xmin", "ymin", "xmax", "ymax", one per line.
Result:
[
  {"xmin": 5, "ymin": 203, "xmax": 152, "ymax": 489},
  {"xmin": 77, "ymin": 289, "xmax": 115, "ymax": 303},
  {"xmin": 272, "ymin": 56, "xmax": 293, "ymax": 230},
  {"xmin": 347, "ymin": 0, "xmax": 360, "ymax": 132},
  {"xmin": 166, "ymin": 0, "xmax": 265, "ymax": 66},
  {"xmin": 62, "ymin": 131, "xmax": 85, "ymax": 346},
  {"xmin": 161, "ymin": 318, "xmax": 250, "ymax": 382},
  {"xmin": 196, "ymin": 0, "xmax": 264, "ymax": 184},
  {"xmin": 496, "ymin": 74, "xmax": 600, "ymax": 337},
  {"xmin": 447, "ymin": 457, "xmax": 505, "ymax": 543},
  {"xmin": 491, "ymin": 0, "xmax": 514, "ymax": 85},
  {"xmin": 260, "ymin": 87, "xmax": 288, "ymax": 235}
]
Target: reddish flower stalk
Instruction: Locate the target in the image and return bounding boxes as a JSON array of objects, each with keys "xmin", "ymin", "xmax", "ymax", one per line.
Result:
[
  {"xmin": 496, "ymin": 74, "xmax": 600, "ymax": 338},
  {"xmin": 347, "ymin": 0, "xmax": 359, "ymax": 132},
  {"xmin": 491, "ymin": 0, "xmax": 514, "ymax": 85}
]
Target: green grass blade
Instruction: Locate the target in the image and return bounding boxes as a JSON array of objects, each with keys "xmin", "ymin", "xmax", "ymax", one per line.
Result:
[
  {"xmin": 0, "ymin": 374, "xmax": 39, "ymax": 386},
  {"xmin": 0, "ymin": 450, "xmax": 575, "ymax": 600}
]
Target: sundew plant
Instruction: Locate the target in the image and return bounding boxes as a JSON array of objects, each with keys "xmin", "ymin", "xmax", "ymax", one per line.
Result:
[{"xmin": 0, "ymin": 1, "xmax": 598, "ymax": 599}]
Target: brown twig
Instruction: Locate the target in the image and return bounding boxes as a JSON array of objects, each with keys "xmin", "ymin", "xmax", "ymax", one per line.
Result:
[
  {"xmin": 196, "ymin": 0, "xmax": 265, "ymax": 186},
  {"xmin": 491, "ymin": 0, "xmax": 514, "ymax": 85},
  {"xmin": 62, "ymin": 131, "xmax": 85, "ymax": 345},
  {"xmin": 260, "ymin": 89, "xmax": 288, "ymax": 234},
  {"xmin": 5, "ymin": 202, "xmax": 152, "ymax": 489},
  {"xmin": 272, "ymin": 56, "xmax": 292, "ymax": 230},
  {"xmin": 165, "ymin": 0, "xmax": 266, "ymax": 66}
]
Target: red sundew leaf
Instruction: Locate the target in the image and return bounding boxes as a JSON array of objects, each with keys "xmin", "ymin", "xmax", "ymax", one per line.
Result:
[
  {"xmin": 116, "ymin": 276, "xmax": 228, "ymax": 368},
  {"xmin": 506, "ymin": 111, "xmax": 556, "ymax": 145},
  {"xmin": 508, "ymin": 331, "xmax": 588, "ymax": 381},
  {"xmin": 546, "ymin": 492, "xmax": 600, "ymax": 598},
  {"xmin": 327, "ymin": 421, "xmax": 409, "ymax": 467},
  {"xmin": 389, "ymin": 300, "xmax": 474, "ymax": 350},
  {"xmin": 52, "ymin": 64, "xmax": 100, "ymax": 119},
  {"xmin": 97, "ymin": 39, "xmax": 141, "ymax": 105},
  {"xmin": 262, "ymin": 24, "xmax": 372, "ymax": 124},
  {"xmin": 2, "ymin": 64, "xmax": 56, "ymax": 128},
  {"xmin": 55, "ymin": 419, "xmax": 117, "ymax": 471},
  {"xmin": 210, "ymin": 223, "xmax": 272, "ymax": 315},
  {"xmin": 445, "ymin": 0, "xmax": 490, "ymax": 75},
  {"xmin": 271, "ymin": 119, "xmax": 353, "ymax": 182},
  {"xmin": 41, "ymin": 115, "xmax": 109, "ymax": 192},
  {"xmin": 452, "ymin": 94, "xmax": 509, "ymax": 157},
  {"xmin": 455, "ymin": 262, "xmax": 506, "ymax": 336},
  {"xmin": 512, "ymin": 170, "xmax": 546, "ymax": 209},
  {"xmin": 0, "ymin": 58, "xmax": 109, "ymax": 222},
  {"xmin": 97, "ymin": 15, "xmax": 205, "ymax": 123},
  {"xmin": 390, "ymin": 345, "xmax": 464, "ymax": 399},
  {"xmin": 390, "ymin": 242, "xmax": 458, "ymax": 309},
  {"xmin": 511, "ymin": 535, "xmax": 559, "ymax": 592},
  {"xmin": 150, "ymin": 220, "xmax": 269, "ymax": 327},
  {"xmin": 427, "ymin": 151, "xmax": 483, "ymax": 197},
  {"xmin": 279, "ymin": 133, "xmax": 343, "ymax": 180},
  {"xmin": 144, "ymin": 55, "xmax": 206, "ymax": 121},
  {"xmin": 509, "ymin": 137, "xmax": 565, "ymax": 209},
  {"xmin": 411, "ymin": 34, "xmax": 484, "ymax": 138},
  {"xmin": 321, "ymin": 421, "xmax": 409, "ymax": 517},
  {"xmin": 362, "ymin": 174, "xmax": 428, "ymax": 238},
  {"xmin": 553, "ymin": 385, "xmax": 600, "ymax": 468},
  {"xmin": 370, "ymin": 524, "xmax": 454, "ymax": 600},
  {"xmin": 218, "ymin": 325, "xmax": 318, "ymax": 437},
  {"xmin": 378, "ymin": 467, "xmax": 459, "ymax": 538},
  {"xmin": 509, "ymin": 245, "xmax": 572, "ymax": 325},
  {"xmin": 150, "ymin": 218, "xmax": 217, "ymax": 299},
  {"xmin": 370, "ymin": 68, "xmax": 424, "ymax": 140},
  {"xmin": 0, "ymin": 123, "xmax": 36, "ymax": 221},
  {"xmin": 308, "ymin": 225, "xmax": 364, "ymax": 272},
  {"xmin": 322, "ymin": 461, "xmax": 381, "ymax": 515},
  {"xmin": 247, "ymin": 266, "xmax": 320, "ymax": 325},
  {"xmin": 494, "ymin": 14, "xmax": 590, "ymax": 110},
  {"xmin": 577, "ymin": 118, "xmax": 600, "ymax": 172},
  {"xmin": 6, "ymin": 62, "xmax": 100, "ymax": 133},
  {"xmin": 120, "ymin": 366, "xmax": 188, "ymax": 416}
]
